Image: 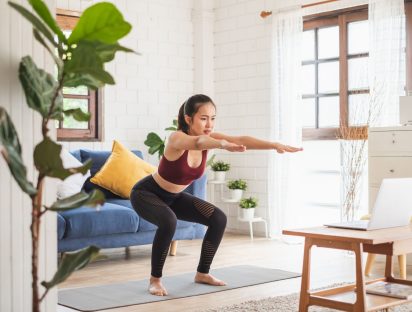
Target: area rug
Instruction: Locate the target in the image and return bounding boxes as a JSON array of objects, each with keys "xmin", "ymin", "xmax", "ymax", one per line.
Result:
[
  {"xmin": 58, "ymin": 265, "xmax": 300, "ymax": 311},
  {"xmin": 202, "ymin": 285, "xmax": 412, "ymax": 312}
]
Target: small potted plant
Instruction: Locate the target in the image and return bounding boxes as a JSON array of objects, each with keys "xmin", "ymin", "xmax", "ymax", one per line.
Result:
[
  {"xmin": 227, "ymin": 179, "xmax": 247, "ymax": 201},
  {"xmin": 239, "ymin": 197, "xmax": 258, "ymax": 220},
  {"xmin": 211, "ymin": 160, "xmax": 230, "ymax": 182}
]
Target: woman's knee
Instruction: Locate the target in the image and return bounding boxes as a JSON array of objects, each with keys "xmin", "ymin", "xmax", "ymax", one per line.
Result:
[
  {"xmin": 210, "ymin": 208, "xmax": 227, "ymax": 229},
  {"xmin": 159, "ymin": 214, "xmax": 177, "ymax": 234}
]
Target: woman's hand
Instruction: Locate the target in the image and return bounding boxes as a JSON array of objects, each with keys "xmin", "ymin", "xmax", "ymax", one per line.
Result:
[
  {"xmin": 273, "ymin": 143, "xmax": 303, "ymax": 154},
  {"xmin": 221, "ymin": 139, "xmax": 247, "ymax": 152}
]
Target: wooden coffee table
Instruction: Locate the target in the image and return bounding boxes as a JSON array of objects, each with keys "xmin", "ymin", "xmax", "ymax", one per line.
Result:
[{"xmin": 283, "ymin": 225, "xmax": 412, "ymax": 312}]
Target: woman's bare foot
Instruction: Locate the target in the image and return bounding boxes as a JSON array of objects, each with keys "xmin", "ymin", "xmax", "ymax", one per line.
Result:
[
  {"xmin": 194, "ymin": 272, "xmax": 226, "ymax": 286},
  {"xmin": 149, "ymin": 276, "xmax": 168, "ymax": 296}
]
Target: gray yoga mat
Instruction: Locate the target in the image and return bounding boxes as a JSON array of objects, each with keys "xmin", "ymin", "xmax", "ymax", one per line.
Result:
[{"xmin": 58, "ymin": 265, "xmax": 301, "ymax": 311}]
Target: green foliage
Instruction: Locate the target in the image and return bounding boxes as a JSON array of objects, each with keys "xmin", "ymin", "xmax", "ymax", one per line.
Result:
[
  {"xmin": 1, "ymin": 0, "xmax": 135, "ymax": 305},
  {"xmin": 47, "ymin": 190, "xmax": 105, "ymax": 212},
  {"xmin": 33, "ymin": 137, "xmax": 92, "ymax": 179},
  {"xmin": 227, "ymin": 179, "xmax": 247, "ymax": 190},
  {"xmin": 67, "ymin": 2, "xmax": 131, "ymax": 45},
  {"xmin": 41, "ymin": 246, "xmax": 101, "ymax": 289},
  {"xmin": 144, "ymin": 119, "xmax": 177, "ymax": 159},
  {"xmin": 19, "ymin": 56, "xmax": 63, "ymax": 119},
  {"xmin": 211, "ymin": 160, "xmax": 230, "ymax": 172},
  {"xmin": 239, "ymin": 197, "xmax": 258, "ymax": 209},
  {"xmin": 0, "ymin": 108, "xmax": 37, "ymax": 196}
]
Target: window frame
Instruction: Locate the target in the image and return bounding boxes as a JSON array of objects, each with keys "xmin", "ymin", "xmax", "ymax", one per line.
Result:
[
  {"xmin": 302, "ymin": 6, "xmax": 369, "ymax": 141},
  {"xmin": 56, "ymin": 9, "xmax": 102, "ymax": 142}
]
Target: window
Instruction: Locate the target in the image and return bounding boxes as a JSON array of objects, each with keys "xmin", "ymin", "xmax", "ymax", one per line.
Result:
[
  {"xmin": 302, "ymin": 7, "xmax": 369, "ymax": 140},
  {"xmin": 55, "ymin": 9, "xmax": 102, "ymax": 141}
]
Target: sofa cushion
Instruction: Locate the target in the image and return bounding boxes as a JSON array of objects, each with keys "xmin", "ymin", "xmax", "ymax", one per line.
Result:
[
  {"xmin": 80, "ymin": 149, "xmax": 144, "ymax": 199},
  {"xmin": 57, "ymin": 214, "xmax": 66, "ymax": 240},
  {"xmin": 91, "ymin": 141, "xmax": 157, "ymax": 198},
  {"xmin": 60, "ymin": 203, "xmax": 139, "ymax": 239},
  {"xmin": 79, "ymin": 149, "xmax": 144, "ymax": 176}
]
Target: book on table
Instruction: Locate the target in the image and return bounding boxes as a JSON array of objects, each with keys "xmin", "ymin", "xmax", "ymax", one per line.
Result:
[{"xmin": 365, "ymin": 281, "xmax": 412, "ymax": 299}]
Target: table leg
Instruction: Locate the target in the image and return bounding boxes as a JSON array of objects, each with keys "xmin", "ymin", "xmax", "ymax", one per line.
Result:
[
  {"xmin": 353, "ymin": 243, "xmax": 367, "ymax": 312},
  {"xmin": 385, "ymin": 254, "xmax": 394, "ymax": 280},
  {"xmin": 299, "ymin": 237, "xmax": 313, "ymax": 312}
]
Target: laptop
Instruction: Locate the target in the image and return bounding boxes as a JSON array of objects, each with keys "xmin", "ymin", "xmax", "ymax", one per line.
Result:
[{"xmin": 325, "ymin": 178, "xmax": 412, "ymax": 231}]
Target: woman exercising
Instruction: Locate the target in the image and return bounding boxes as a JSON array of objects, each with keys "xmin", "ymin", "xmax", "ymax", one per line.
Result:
[{"xmin": 130, "ymin": 94, "xmax": 302, "ymax": 296}]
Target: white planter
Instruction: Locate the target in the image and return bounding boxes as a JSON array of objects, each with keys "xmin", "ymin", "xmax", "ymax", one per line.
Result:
[
  {"xmin": 214, "ymin": 171, "xmax": 226, "ymax": 182},
  {"xmin": 230, "ymin": 189, "xmax": 243, "ymax": 201},
  {"xmin": 240, "ymin": 208, "xmax": 255, "ymax": 220}
]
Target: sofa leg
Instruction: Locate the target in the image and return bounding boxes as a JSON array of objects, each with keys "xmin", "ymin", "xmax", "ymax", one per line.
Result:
[
  {"xmin": 169, "ymin": 241, "xmax": 178, "ymax": 256},
  {"xmin": 125, "ymin": 247, "xmax": 131, "ymax": 259}
]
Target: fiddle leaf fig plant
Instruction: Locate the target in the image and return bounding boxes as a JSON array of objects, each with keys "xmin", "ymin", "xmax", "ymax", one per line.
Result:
[
  {"xmin": 144, "ymin": 119, "xmax": 178, "ymax": 159},
  {"xmin": 1, "ymin": 1, "xmax": 134, "ymax": 311}
]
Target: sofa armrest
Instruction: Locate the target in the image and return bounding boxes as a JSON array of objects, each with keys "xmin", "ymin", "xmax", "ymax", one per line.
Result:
[{"xmin": 184, "ymin": 174, "xmax": 207, "ymax": 200}]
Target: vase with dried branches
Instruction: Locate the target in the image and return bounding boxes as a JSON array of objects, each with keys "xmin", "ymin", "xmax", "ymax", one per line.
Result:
[{"xmin": 337, "ymin": 87, "xmax": 383, "ymax": 222}]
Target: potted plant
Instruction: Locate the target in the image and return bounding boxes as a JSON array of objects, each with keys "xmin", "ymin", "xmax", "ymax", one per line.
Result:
[
  {"xmin": 1, "ymin": 1, "xmax": 133, "ymax": 311},
  {"xmin": 210, "ymin": 160, "xmax": 230, "ymax": 182},
  {"xmin": 239, "ymin": 197, "xmax": 258, "ymax": 220},
  {"xmin": 227, "ymin": 179, "xmax": 247, "ymax": 201}
]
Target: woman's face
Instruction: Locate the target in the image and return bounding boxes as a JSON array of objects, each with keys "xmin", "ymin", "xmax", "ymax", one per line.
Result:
[{"xmin": 185, "ymin": 102, "xmax": 216, "ymax": 136}]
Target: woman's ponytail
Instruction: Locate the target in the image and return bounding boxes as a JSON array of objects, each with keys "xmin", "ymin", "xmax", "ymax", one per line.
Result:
[{"xmin": 177, "ymin": 102, "xmax": 189, "ymax": 134}]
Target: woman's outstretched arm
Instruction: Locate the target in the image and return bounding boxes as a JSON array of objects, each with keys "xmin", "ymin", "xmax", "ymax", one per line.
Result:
[{"xmin": 210, "ymin": 132, "xmax": 303, "ymax": 153}]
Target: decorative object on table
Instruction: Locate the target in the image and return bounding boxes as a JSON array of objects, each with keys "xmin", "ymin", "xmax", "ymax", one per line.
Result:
[
  {"xmin": 227, "ymin": 179, "xmax": 247, "ymax": 201},
  {"xmin": 0, "ymin": 1, "xmax": 133, "ymax": 311},
  {"xmin": 210, "ymin": 160, "xmax": 230, "ymax": 182},
  {"xmin": 239, "ymin": 197, "xmax": 258, "ymax": 220},
  {"xmin": 337, "ymin": 84, "xmax": 383, "ymax": 223}
]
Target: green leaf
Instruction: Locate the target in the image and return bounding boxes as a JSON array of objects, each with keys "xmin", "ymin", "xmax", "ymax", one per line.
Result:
[
  {"xmin": 41, "ymin": 246, "xmax": 100, "ymax": 289},
  {"xmin": 8, "ymin": 1, "xmax": 56, "ymax": 46},
  {"xmin": 148, "ymin": 144, "xmax": 161, "ymax": 155},
  {"xmin": 34, "ymin": 137, "xmax": 91, "ymax": 179},
  {"xmin": 28, "ymin": 0, "xmax": 67, "ymax": 44},
  {"xmin": 48, "ymin": 190, "xmax": 105, "ymax": 212},
  {"xmin": 94, "ymin": 41, "xmax": 135, "ymax": 63},
  {"xmin": 63, "ymin": 73, "xmax": 104, "ymax": 90},
  {"xmin": 68, "ymin": 2, "xmax": 131, "ymax": 45},
  {"xmin": 164, "ymin": 126, "xmax": 177, "ymax": 131},
  {"xmin": 19, "ymin": 56, "xmax": 63, "ymax": 119},
  {"xmin": 172, "ymin": 119, "xmax": 177, "ymax": 127},
  {"xmin": 33, "ymin": 29, "xmax": 63, "ymax": 69},
  {"xmin": 64, "ymin": 41, "xmax": 115, "ymax": 86},
  {"xmin": 144, "ymin": 132, "xmax": 164, "ymax": 148},
  {"xmin": 64, "ymin": 108, "xmax": 91, "ymax": 122},
  {"xmin": 0, "ymin": 107, "xmax": 37, "ymax": 196}
]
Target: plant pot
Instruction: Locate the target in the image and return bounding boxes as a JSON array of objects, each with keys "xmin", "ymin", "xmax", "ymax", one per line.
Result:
[
  {"xmin": 214, "ymin": 171, "xmax": 226, "ymax": 182},
  {"xmin": 240, "ymin": 208, "xmax": 255, "ymax": 220},
  {"xmin": 230, "ymin": 189, "xmax": 243, "ymax": 201}
]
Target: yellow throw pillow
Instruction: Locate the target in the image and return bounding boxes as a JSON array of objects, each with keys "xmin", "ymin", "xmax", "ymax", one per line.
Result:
[{"xmin": 91, "ymin": 140, "xmax": 157, "ymax": 198}]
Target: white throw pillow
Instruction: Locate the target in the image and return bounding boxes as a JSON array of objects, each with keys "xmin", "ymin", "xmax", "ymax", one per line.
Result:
[{"xmin": 56, "ymin": 149, "xmax": 91, "ymax": 199}]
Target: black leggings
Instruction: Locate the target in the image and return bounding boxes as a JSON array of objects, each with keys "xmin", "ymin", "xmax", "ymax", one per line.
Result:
[{"xmin": 130, "ymin": 175, "xmax": 227, "ymax": 278}]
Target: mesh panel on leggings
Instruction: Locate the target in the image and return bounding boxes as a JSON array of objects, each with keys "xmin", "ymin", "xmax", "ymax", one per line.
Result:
[
  {"xmin": 200, "ymin": 240, "xmax": 216, "ymax": 269},
  {"xmin": 135, "ymin": 190, "xmax": 169, "ymax": 208},
  {"xmin": 193, "ymin": 197, "xmax": 215, "ymax": 218},
  {"xmin": 154, "ymin": 249, "xmax": 169, "ymax": 274}
]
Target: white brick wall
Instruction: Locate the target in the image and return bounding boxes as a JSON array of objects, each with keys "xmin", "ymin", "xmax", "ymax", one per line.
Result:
[
  {"xmin": 58, "ymin": 0, "xmax": 195, "ymax": 165},
  {"xmin": 213, "ymin": 0, "xmax": 273, "ymax": 233}
]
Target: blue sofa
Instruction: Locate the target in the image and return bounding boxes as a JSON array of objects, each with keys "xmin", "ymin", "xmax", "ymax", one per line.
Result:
[{"xmin": 57, "ymin": 149, "xmax": 207, "ymax": 253}]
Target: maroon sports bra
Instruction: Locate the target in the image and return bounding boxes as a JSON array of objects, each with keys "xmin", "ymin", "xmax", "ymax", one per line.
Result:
[{"xmin": 157, "ymin": 150, "xmax": 207, "ymax": 185}]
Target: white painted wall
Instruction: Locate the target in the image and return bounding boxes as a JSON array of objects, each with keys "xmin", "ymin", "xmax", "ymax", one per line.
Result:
[{"xmin": 0, "ymin": 0, "xmax": 57, "ymax": 311}]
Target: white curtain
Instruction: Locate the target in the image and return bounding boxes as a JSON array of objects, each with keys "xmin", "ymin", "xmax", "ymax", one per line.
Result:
[
  {"xmin": 268, "ymin": 8, "xmax": 303, "ymax": 239},
  {"xmin": 369, "ymin": 0, "xmax": 406, "ymax": 126}
]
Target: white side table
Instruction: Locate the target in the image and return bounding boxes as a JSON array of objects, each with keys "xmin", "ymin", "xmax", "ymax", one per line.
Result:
[{"xmin": 237, "ymin": 217, "xmax": 268, "ymax": 240}]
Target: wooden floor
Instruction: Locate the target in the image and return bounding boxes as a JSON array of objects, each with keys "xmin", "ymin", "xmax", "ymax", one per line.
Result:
[{"xmin": 57, "ymin": 233, "xmax": 411, "ymax": 312}]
